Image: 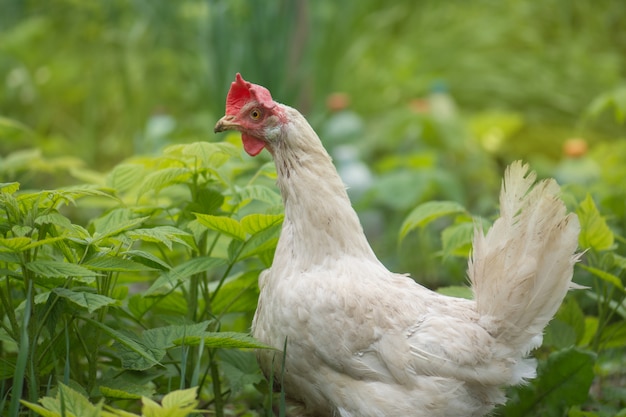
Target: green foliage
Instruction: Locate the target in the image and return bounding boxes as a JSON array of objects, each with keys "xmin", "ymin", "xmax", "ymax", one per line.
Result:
[
  {"xmin": 1, "ymin": 0, "xmax": 626, "ymax": 415},
  {"xmin": 21, "ymin": 384, "xmax": 201, "ymax": 417},
  {"xmin": 0, "ymin": 140, "xmax": 279, "ymax": 416},
  {"xmin": 499, "ymin": 348, "xmax": 596, "ymax": 417}
]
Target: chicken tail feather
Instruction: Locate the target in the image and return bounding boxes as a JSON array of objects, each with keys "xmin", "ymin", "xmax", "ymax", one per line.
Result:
[{"xmin": 468, "ymin": 161, "xmax": 580, "ymax": 354}]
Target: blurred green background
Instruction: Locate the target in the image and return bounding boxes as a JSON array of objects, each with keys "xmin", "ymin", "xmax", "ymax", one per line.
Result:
[
  {"xmin": 2, "ymin": 2, "xmax": 626, "ymax": 414},
  {"xmin": 1, "ymin": 0, "xmax": 625, "ymax": 283}
]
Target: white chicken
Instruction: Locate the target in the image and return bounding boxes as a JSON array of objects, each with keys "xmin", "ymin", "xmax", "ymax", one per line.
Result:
[{"xmin": 214, "ymin": 74, "xmax": 580, "ymax": 417}]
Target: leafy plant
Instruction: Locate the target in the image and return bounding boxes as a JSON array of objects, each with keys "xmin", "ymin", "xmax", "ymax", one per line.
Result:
[{"xmin": 0, "ymin": 138, "xmax": 280, "ymax": 416}]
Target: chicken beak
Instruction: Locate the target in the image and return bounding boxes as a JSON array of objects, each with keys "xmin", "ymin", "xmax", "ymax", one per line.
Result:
[{"xmin": 214, "ymin": 115, "xmax": 239, "ymax": 133}]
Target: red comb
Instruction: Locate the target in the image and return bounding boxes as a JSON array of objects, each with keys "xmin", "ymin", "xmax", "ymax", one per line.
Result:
[{"xmin": 225, "ymin": 73, "xmax": 275, "ymax": 115}]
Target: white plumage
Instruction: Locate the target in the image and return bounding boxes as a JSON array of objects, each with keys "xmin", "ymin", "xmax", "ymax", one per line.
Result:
[{"xmin": 214, "ymin": 74, "xmax": 580, "ymax": 417}]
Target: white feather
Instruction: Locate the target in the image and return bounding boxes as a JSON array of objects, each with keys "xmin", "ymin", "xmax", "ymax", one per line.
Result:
[{"xmin": 249, "ymin": 106, "xmax": 580, "ymax": 417}]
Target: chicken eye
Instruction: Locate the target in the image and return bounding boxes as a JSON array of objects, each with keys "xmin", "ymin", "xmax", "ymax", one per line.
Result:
[{"xmin": 250, "ymin": 108, "xmax": 262, "ymax": 120}]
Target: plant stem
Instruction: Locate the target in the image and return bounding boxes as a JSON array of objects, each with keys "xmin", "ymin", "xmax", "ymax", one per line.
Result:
[{"xmin": 209, "ymin": 349, "xmax": 223, "ymax": 417}]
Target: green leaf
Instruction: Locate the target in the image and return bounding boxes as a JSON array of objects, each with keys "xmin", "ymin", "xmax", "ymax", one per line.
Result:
[
  {"xmin": 83, "ymin": 255, "xmax": 157, "ymax": 272},
  {"xmin": 236, "ymin": 222, "xmax": 282, "ymax": 261},
  {"xmin": 144, "ymin": 322, "xmax": 210, "ymax": 349},
  {"xmin": 51, "ymin": 185, "xmax": 117, "ymax": 207},
  {"xmin": 598, "ymin": 321, "xmax": 626, "ymax": 350},
  {"xmin": 241, "ymin": 213, "xmax": 284, "ymax": 235},
  {"xmin": 127, "ymin": 292, "xmax": 188, "ymax": 319},
  {"xmin": 211, "ymin": 271, "xmax": 260, "ymax": 314},
  {"xmin": 544, "ymin": 320, "xmax": 577, "ymax": 350},
  {"xmin": 125, "ymin": 249, "xmax": 172, "ymax": 271},
  {"xmin": 232, "ymin": 184, "xmax": 282, "ymax": 207},
  {"xmin": 115, "ymin": 323, "xmax": 210, "ymax": 371},
  {"xmin": 580, "ymin": 264, "xmax": 624, "ymax": 291},
  {"xmin": 174, "ymin": 141, "xmax": 240, "ymax": 167},
  {"xmin": 568, "ymin": 406, "xmax": 602, "ymax": 417},
  {"xmin": 579, "ymin": 317, "xmax": 599, "ymax": 347},
  {"xmin": 441, "ymin": 221, "xmax": 474, "ymax": 258},
  {"xmin": 35, "ymin": 211, "xmax": 73, "ymax": 230},
  {"xmin": 139, "ymin": 167, "xmax": 192, "ymax": 197},
  {"xmin": 98, "ymin": 378, "xmax": 155, "ymax": 401},
  {"xmin": 193, "ymin": 213, "xmax": 246, "ymax": 240},
  {"xmin": 145, "ymin": 256, "xmax": 226, "ymax": 295},
  {"xmin": 0, "ymin": 236, "xmax": 32, "ymax": 252},
  {"xmin": 577, "ymin": 194, "xmax": 614, "ymax": 251},
  {"xmin": 219, "ymin": 349, "xmax": 265, "ymax": 395},
  {"xmin": 127, "ymin": 226, "xmax": 192, "ymax": 250},
  {"xmin": 501, "ymin": 347, "xmax": 596, "ymax": 417},
  {"xmin": 400, "ymin": 201, "xmax": 466, "ymax": 241},
  {"xmin": 108, "ymin": 163, "xmax": 146, "ymax": 192},
  {"xmin": 21, "ymin": 383, "xmax": 105, "ymax": 417},
  {"xmin": 176, "ymin": 331, "xmax": 274, "ymax": 349},
  {"xmin": 86, "ymin": 319, "xmax": 161, "ymax": 370},
  {"xmin": 23, "ymin": 236, "xmax": 66, "ymax": 250},
  {"xmin": 92, "ymin": 208, "xmax": 149, "ymax": 241},
  {"xmin": 26, "ymin": 261, "xmax": 98, "ymax": 281},
  {"xmin": 0, "ymin": 182, "xmax": 20, "ymax": 193},
  {"xmin": 141, "ymin": 386, "xmax": 199, "ymax": 417},
  {"xmin": 555, "ymin": 298, "xmax": 586, "ymax": 345},
  {"xmin": 53, "ymin": 287, "xmax": 117, "ymax": 313}
]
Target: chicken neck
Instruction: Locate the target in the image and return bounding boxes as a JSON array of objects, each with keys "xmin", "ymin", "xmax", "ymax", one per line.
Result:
[{"xmin": 269, "ymin": 106, "xmax": 378, "ymax": 270}]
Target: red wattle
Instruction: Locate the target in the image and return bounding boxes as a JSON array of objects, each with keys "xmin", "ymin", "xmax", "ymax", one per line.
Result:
[{"xmin": 242, "ymin": 134, "xmax": 266, "ymax": 156}]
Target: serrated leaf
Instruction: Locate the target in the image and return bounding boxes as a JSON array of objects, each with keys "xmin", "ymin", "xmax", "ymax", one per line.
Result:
[
  {"xmin": 176, "ymin": 331, "xmax": 274, "ymax": 349},
  {"xmin": 233, "ymin": 184, "xmax": 282, "ymax": 207},
  {"xmin": 114, "ymin": 323, "xmax": 210, "ymax": 372},
  {"xmin": 0, "ymin": 182, "xmax": 20, "ymax": 193},
  {"xmin": 53, "ymin": 287, "xmax": 117, "ymax": 313},
  {"xmin": 92, "ymin": 209, "xmax": 149, "ymax": 241},
  {"xmin": 241, "ymin": 213, "xmax": 284, "ymax": 235},
  {"xmin": 143, "ymin": 321, "xmax": 210, "ymax": 350},
  {"xmin": 83, "ymin": 255, "xmax": 157, "ymax": 272},
  {"xmin": 99, "ymin": 386, "xmax": 142, "ymax": 400},
  {"xmin": 35, "ymin": 211, "xmax": 73, "ymax": 230},
  {"xmin": 160, "ymin": 386, "xmax": 198, "ymax": 409},
  {"xmin": 23, "ymin": 236, "xmax": 66, "ymax": 250},
  {"xmin": 0, "ymin": 236, "xmax": 31, "ymax": 252},
  {"xmin": 139, "ymin": 167, "xmax": 192, "ymax": 197},
  {"xmin": 236, "ymin": 222, "xmax": 281, "ymax": 261},
  {"xmin": 26, "ymin": 261, "xmax": 98, "ymax": 280},
  {"xmin": 86, "ymin": 319, "xmax": 161, "ymax": 370},
  {"xmin": 577, "ymin": 194, "xmax": 614, "ymax": 251},
  {"xmin": 21, "ymin": 383, "xmax": 105, "ymax": 417},
  {"xmin": 145, "ymin": 257, "xmax": 226, "ymax": 295},
  {"xmin": 400, "ymin": 201, "xmax": 466, "ymax": 241},
  {"xmin": 175, "ymin": 141, "xmax": 239, "ymax": 168},
  {"xmin": 219, "ymin": 349, "xmax": 265, "ymax": 395},
  {"xmin": 56, "ymin": 185, "xmax": 117, "ymax": 202},
  {"xmin": 128, "ymin": 291, "xmax": 188, "ymax": 319},
  {"xmin": 211, "ymin": 271, "xmax": 260, "ymax": 314},
  {"xmin": 127, "ymin": 226, "xmax": 192, "ymax": 250},
  {"xmin": 142, "ymin": 386, "xmax": 198, "ymax": 417},
  {"xmin": 193, "ymin": 213, "xmax": 246, "ymax": 240},
  {"xmin": 125, "ymin": 249, "xmax": 172, "ymax": 271},
  {"xmin": 108, "ymin": 163, "xmax": 146, "ymax": 192}
]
